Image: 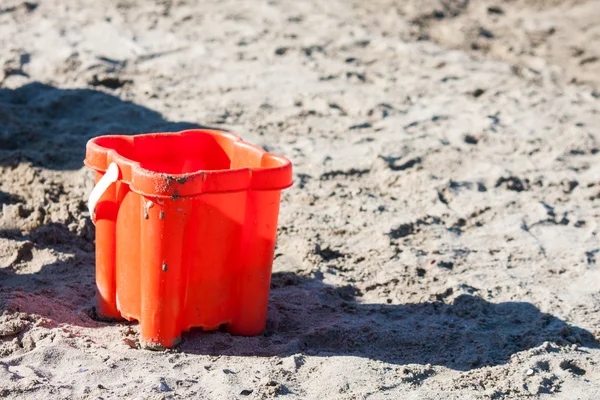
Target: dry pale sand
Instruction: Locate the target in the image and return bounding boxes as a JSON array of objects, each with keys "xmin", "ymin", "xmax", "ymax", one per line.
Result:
[{"xmin": 1, "ymin": 0, "xmax": 600, "ymax": 398}]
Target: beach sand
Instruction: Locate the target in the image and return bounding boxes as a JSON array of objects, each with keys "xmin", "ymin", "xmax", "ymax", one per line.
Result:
[{"xmin": 1, "ymin": 0, "xmax": 599, "ymax": 398}]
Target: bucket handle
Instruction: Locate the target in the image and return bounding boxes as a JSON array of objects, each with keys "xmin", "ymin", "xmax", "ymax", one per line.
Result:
[{"xmin": 88, "ymin": 162, "xmax": 120, "ymax": 225}]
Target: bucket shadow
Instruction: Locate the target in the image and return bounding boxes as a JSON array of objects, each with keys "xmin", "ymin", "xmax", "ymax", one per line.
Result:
[
  {"xmin": 0, "ymin": 82, "xmax": 206, "ymax": 170},
  {"xmin": 179, "ymin": 272, "xmax": 598, "ymax": 370},
  {"xmin": 0, "ymin": 81, "xmax": 215, "ymax": 326}
]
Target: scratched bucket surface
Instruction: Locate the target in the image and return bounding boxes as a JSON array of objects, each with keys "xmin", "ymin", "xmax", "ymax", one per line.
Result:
[{"xmin": 84, "ymin": 129, "xmax": 292, "ymax": 349}]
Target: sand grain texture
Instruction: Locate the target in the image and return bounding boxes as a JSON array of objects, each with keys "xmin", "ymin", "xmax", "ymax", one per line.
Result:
[{"xmin": 1, "ymin": 0, "xmax": 599, "ymax": 398}]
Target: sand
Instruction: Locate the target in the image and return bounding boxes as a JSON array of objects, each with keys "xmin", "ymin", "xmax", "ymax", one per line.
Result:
[{"xmin": 1, "ymin": 0, "xmax": 599, "ymax": 398}]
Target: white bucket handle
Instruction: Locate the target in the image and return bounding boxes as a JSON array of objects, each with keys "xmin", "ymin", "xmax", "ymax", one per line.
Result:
[{"xmin": 88, "ymin": 162, "xmax": 120, "ymax": 225}]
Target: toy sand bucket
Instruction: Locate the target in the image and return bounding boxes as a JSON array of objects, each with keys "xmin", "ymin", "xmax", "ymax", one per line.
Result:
[{"xmin": 84, "ymin": 129, "xmax": 292, "ymax": 349}]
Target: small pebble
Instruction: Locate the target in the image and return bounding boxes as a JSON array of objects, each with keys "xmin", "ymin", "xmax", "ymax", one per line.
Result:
[
  {"xmin": 559, "ymin": 326, "xmax": 571, "ymax": 337},
  {"xmin": 540, "ymin": 341, "xmax": 552, "ymax": 351},
  {"xmin": 525, "ymin": 368, "xmax": 535, "ymax": 376},
  {"xmin": 123, "ymin": 338, "xmax": 138, "ymax": 349}
]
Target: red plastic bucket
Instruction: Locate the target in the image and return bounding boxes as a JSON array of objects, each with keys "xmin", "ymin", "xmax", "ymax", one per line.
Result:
[{"xmin": 84, "ymin": 129, "xmax": 292, "ymax": 349}]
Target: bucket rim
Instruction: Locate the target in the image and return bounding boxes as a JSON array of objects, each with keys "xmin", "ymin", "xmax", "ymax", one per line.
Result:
[{"xmin": 84, "ymin": 129, "xmax": 293, "ymax": 198}]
